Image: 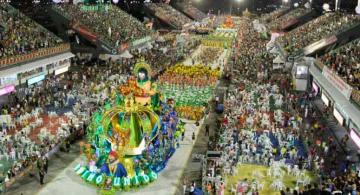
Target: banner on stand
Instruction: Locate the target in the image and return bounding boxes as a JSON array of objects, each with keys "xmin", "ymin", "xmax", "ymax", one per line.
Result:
[{"xmin": 322, "ymin": 66, "xmax": 353, "ymax": 100}]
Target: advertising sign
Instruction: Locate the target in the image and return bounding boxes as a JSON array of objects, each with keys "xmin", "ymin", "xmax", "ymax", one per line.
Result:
[
  {"xmin": 0, "ymin": 85, "xmax": 15, "ymax": 96},
  {"xmin": 303, "ymin": 35, "xmax": 337, "ymax": 55},
  {"xmin": 350, "ymin": 129, "xmax": 360, "ymax": 149},
  {"xmin": 0, "ymin": 74, "xmax": 17, "ymax": 87},
  {"xmin": 73, "ymin": 22, "xmax": 97, "ymax": 43},
  {"xmin": 27, "ymin": 74, "xmax": 45, "ymax": 85},
  {"xmin": 312, "ymin": 81, "xmax": 320, "ymax": 96},
  {"xmin": 322, "ymin": 66, "xmax": 353, "ymax": 100},
  {"xmin": 321, "ymin": 93, "xmax": 330, "ymax": 107},
  {"xmin": 55, "ymin": 66, "xmax": 69, "ymax": 75},
  {"xmin": 333, "ymin": 108, "xmax": 344, "ymax": 126},
  {"xmin": 131, "ymin": 36, "xmax": 152, "ymax": 47}
]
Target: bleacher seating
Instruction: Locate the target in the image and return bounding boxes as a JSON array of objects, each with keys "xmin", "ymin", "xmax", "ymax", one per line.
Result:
[
  {"xmin": 279, "ymin": 13, "xmax": 360, "ymax": 54},
  {"xmin": 321, "ymin": 38, "xmax": 360, "ymax": 90},
  {"xmin": 0, "ymin": 4, "xmax": 67, "ymax": 67},
  {"xmin": 53, "ymin": 3, "xmax": 152, "ymax": 48}
]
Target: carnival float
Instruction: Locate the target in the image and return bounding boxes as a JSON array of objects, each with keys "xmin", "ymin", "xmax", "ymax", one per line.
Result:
[
  {"xmin": 201, "ymin": 23, "xmax": 237, "ymax": 48},
  {"xmin": 74, "ymin": 59, "xmax": 184, "ymax": 194}
]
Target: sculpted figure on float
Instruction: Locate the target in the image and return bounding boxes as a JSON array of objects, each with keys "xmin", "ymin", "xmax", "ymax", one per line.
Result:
[
  {"xmin": 119, "ymin": 59, "xmax": 159, "ymax": 109},
  {"xmin": 133, "ymin": 59, "xmax": 157, "ymax": 106}
]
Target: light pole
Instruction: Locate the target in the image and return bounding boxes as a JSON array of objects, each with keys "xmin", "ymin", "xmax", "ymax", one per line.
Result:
[
  {"xmin": 282, "ymin": 0, "xmax": 289, "ymax": 6},
  {"xmin": 230, "ymin": 0, "xmax": 243, "ymax": 15},
  {"xmin": 335, "ymin": 0, "xmax": 341, "ymax": 11}
]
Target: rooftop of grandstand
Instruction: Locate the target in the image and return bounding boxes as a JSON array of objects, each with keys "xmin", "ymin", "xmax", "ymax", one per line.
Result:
[
  {"xmin": 279, "ymin": 13, "xmax": 360, "ymax": 54},
  {"xmin": 178, "ymin": 3, "xmax": 207, "ymax": 21},
  {"xmin": 268, "ymin": 7, "xmax": 310, "ymax": 30},
  {"xmin": 0, "ymin": 4, "xmax": 67, "ymax": 67},
  {"xmin": 259, "ymin": 6, "xmax": 290, "ymax": 23},
  {"xmin": 146, "ymin": 3, "xmax": 192, "ymax": 29},
  {"xmin": 53, "ymin": 3, "xmax": 152, "ymax": 49}
]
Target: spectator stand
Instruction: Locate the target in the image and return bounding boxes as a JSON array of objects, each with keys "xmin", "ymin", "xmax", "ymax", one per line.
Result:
[
  {"xmin": 278, "ymin": 13, "xmax": 360, "ymax": 56},
  {"xmin": 51, "ymin": 3, "xmax": 152, "ymax": 55},
  {"xmin": 0, "ymin": 4, "xmax": 69, "ymax": 69},
  {"xmin": 267, "ymin": 7, "xmax": 311, "ymax": 32},
  {"xmin": 316, "ymin": 37, "xmax": 360, "ymax": 106}
]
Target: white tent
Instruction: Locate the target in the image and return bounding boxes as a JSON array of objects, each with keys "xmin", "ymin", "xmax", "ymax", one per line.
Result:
[
  {"xmin": 273, "ymin": 55, "xmax": 285, "ymax": 64},
  {"xmin": 269, "ymin": 46, "xmax": 279, "ymax": 54},
  {"xmin": 119, "ymin": 50, "xmax": 133, "ymax": 58},
  {"xmin": 273, "ymin": 55, "xmax": 285, "ymax": 70}
]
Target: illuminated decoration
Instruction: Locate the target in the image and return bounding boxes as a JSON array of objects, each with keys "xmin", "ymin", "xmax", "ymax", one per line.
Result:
[{"xmin": 76, "ymin": 59, "xmax": 183, "ymax": 193}]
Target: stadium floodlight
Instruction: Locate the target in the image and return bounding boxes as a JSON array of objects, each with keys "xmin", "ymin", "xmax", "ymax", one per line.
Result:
[
  {"xmin": 356, "ymin": 6, "xmax": 360, "ymax": 14},
  {"xmin": 283, "ymin": 0, "xmax": 289, "ymax": 3},
  {"xmin": 112, "ymin": 0, "xmax": 119, "ymax": 3},
  {"xmin": 323, "ymin": 3, "xmax": 330, "ymax": 11},
  {"xmin": 294, "ymin": 3, "xmax": 299, "ymax": 7}
]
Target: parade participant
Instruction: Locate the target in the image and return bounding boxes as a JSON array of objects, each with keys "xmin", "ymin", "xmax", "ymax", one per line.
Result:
[{"xmin": 100, "ymin": 151, "xmax": 127, "ymax": 178}]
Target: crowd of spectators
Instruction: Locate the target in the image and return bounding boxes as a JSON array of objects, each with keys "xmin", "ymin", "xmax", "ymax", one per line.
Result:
[
  {"xmin": 146, "ymin": 3, "xmax": 192, "ymax": 29},
  {"xmin": 321, "ymin": 38, "xmax": 360, "ymax": 90},
  {"xmin": 0, "ymin": 4, "xmax": 63, "ymax": 60},
  {"xmin": 54, "ymin": 3, "xmax": 151, "ymax": 48},
  {"xmin": 200, "ymin": 15, "xmax": 360, "ymax": 195},
  {"xmin": 279, "ymin": 13, "xmax": 360, "ymax": 54}
]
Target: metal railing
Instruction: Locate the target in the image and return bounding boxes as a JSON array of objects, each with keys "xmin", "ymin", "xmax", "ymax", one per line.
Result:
[{"xmin": 0, "ymin": 43, "xmax": 70, "ymax": 68}]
